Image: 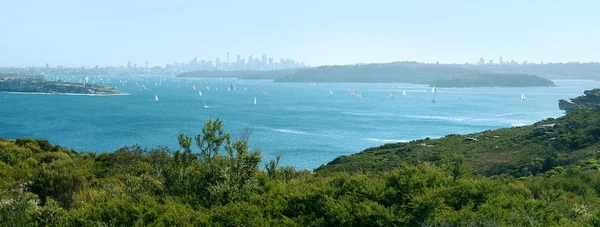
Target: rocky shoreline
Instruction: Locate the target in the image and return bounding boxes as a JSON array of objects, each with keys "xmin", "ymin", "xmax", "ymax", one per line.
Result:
[
  {"xmin": 0, "ymin": 77, "xmax": 122, "ymax": 95},
  {"xmin": 559, "ymin": 88, "xmax": 600, "ymax": 112}
]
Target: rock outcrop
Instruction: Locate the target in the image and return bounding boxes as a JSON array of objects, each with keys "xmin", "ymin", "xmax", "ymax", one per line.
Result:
[{"xmin": 559, "ymin": 89, "xmax": 600, "ymax": 112}]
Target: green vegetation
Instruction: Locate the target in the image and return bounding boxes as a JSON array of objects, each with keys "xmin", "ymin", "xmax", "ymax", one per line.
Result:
[
  {"xmin": 0, "ymin": 76, "xmax": 122, "ymax": 94},
  {"xmin": 177, "ymin": 62, "xmax": 556, "ymax": 87},
  {"xmin": 2, "ymin": 111, "xmax": 600, "ymax": 225},
  {"xmin": 559, "ymin": 89, "xmax": 600, "ymax": 113},
  {"xmin": 430, "ymin": 74, "xmax": 555, "ymax": 87},
  {"xmin": 316, "ymin": 110, "xmax": 600, "ymax": 178}
]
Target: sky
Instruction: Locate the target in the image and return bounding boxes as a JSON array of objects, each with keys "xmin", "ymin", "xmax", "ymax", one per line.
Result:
[{"xmin": 1, "ymin": 0, "xmax": 599, "ymax": 67}]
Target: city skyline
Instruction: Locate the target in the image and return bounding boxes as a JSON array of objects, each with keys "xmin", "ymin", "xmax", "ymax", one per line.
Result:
[{"xmin": 2, "ymin": 1, "xmax": 600, "ymax": 67}]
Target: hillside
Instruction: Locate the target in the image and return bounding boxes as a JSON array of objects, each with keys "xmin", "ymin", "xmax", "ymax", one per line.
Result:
[
  {"xmin": 3, "ymin": 117, "xmax": 600, "ymax": 225},
  {"xmin": 315, "ymin": 90, "xmax": 600, "ymax": 177},
  {"xmin": 177, "ymin": 62, "xmax": 555, "ymax": 87},
  {"xmin": 430, "ymin": 74, "xmax": 556, "ymax": 87}
]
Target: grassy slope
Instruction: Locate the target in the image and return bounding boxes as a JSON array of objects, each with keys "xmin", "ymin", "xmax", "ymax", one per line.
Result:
[{"xmin": 315, "ymin": 110, "xmax": 600, "ymax": 177}]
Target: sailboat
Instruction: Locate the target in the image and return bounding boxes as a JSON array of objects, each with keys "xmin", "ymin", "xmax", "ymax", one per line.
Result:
[
  {"xmin": 329, "ymin": 89, "xmax": 334, "ymax": 96},
  {"xmin": 244, "ymin": 87, "xmax": 247, "ymax": 91},
  {"xmin": 228, "ymin": 87, "xmax": 231, "ymax": 91},
  {"xmin": 192, "ymin": 85, "xmax": 196, "ymax": 90},
  {"xmin": 202, "ymin": 99, "xmax": 208, "ymax": 108},
  {"xmin": 199, "ymin": 90, "xmax": 202, "ymax": 96},
  {"xmin": 253, "ymin": 97, "xmax": 257, "ymax": 105},
  {"xmin": 206, "ymin": 86, "xmax": 210, "ymax": 90},
  {"xmin": 155, "ymin": 95, "xmax": 159, "ymax": 102},
  {"xmin": 390, "ymin": 91, "xmax": 395, "ymax": 99},
  {"xmin": 230, "ymin": 83, "xmax": 235, "ymax": 91},
  {"xmin": 402, "ymin": 90, "xmax": 407, "ymax": 96},
  {"xmin": 521, "ymin": 93, "xmax": 526, "ymax": 100},
  {"xmin": 356, "ymin": 94, "xmax": 362, "ymax": 99},
  {"xmin": 432, "ymin": 87, "xmax": 436, "ymax": 93},
  {"xmin": 458, "ymin": 92, "xmax": 462, "ymax": 99}
]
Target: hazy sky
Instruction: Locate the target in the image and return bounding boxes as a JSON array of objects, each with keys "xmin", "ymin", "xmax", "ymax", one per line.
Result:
[{"xmin": 1, "ymin": 0, "xmax": 599, "ymax": 67}]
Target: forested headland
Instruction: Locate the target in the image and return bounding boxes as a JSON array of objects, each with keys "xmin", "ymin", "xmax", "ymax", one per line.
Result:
[{"xmin": 177, "ymin": 62, "xmax": 557, "ymax": 87}]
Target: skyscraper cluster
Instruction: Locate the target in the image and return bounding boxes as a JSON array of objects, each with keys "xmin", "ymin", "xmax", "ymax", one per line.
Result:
[
  {"xmin": 477, "ymin": 57, "xmax": 525, "ymax": 65},
  {"xmin": 184, "ymin": 54, "xmax": 306, "ymax": 71}
]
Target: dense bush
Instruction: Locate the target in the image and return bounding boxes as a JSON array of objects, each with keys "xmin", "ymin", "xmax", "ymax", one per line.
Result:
[{"xmin": 2, "ymin": 116, "xmax": 600, "ymax": 226}]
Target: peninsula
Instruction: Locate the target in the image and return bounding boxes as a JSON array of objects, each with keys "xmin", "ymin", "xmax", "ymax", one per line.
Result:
[
  {"xmin": 177, "ymin": 62, "xmax": 556, "ymax": 87},
  {"xmin": 0, "ymin": 75, "xmax": 122, "ymax": 95}
]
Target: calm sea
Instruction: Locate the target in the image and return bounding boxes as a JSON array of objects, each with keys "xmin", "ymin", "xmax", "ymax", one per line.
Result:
[{"xmin": 1, "ymin": 76, "xmax": 598, "ymax": 170}]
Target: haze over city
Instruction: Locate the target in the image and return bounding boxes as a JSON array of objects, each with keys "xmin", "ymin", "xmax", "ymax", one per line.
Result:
[{"xmin": 1, "ymin": 0, "xmax": 599, "ymax": 68}]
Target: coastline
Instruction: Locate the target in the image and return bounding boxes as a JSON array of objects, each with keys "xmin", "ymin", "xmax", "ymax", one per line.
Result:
[{"xmin": 3, "ymin": 91, "xmax": 129, "ymax": 96}]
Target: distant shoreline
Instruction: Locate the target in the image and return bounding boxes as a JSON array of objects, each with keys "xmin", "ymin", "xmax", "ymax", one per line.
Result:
[{"xmin": 3, "ymin": 91, "xmax": 129, "ymax": 96}]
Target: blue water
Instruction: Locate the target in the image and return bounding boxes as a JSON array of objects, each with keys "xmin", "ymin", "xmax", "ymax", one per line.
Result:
[{"xmin": 1, "ymin": 76, "xmax": 598, "ymax": 170}]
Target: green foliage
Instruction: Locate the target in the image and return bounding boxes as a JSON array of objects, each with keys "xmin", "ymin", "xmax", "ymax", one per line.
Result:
[
  {"xmin": 316, "ymin": 110, "xmax": 600, "ymax": 178},
  {"xmin": 2, "ymin": 113, "xmax": 600, "ymax": 226}
]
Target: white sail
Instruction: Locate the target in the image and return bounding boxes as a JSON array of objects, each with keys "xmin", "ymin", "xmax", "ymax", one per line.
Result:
[
  {"xmin": 244, "ymin": 87, "xmax": 247, "ymax": 91},
  {"xmin": 203, "ymin": 99, "xmax": 208, "ymax": 108},
  {"xmin": 253, "ymin": 97, "xmax": 257, "ymax": 105},
  {"xmin": 521, "ymin": 93, "xmax": 526, "ymax": 100},
  {"xmin": 432, "ymin": 87, "xmax": 436, "ymax": 93},
  {"xmin": 402, "ymin": 90, "xmax": 407, "ymax": 96},
  {"xmin": 199, "ymin": 91, "xmax": 202, "ymax": 96},
  {"xmin": 329, "ymin": 89, "xmax": 334, "ymax": 96},
  {"xmin": 155, "ymin": 95, "xmax": 158, "ymax": 102}
]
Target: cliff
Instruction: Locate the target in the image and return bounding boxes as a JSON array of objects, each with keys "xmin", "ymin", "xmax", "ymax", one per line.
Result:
[
  {"xmin": 558, "ymin": 88, "xmax": 600, "ymax": 112},
  {"xmin": 0, "ymin": 77, "xmax": 122, "ymax": 94}
]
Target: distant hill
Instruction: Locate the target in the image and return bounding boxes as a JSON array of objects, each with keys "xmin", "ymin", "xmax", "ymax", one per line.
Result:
[
  {"xmin": 178, "ymin": 62, "xmax": 555, "ymax": 87},
  {"xmin": 457, "ymin": 62, "xmax": 600, "ymax": 80},
  {"xmin": 430, "ymin": 74, "xmax": 556, "ymax": 87},
  {"xmin": 315, "ymin": 89, "xmax": 600, "ymax": 177}
]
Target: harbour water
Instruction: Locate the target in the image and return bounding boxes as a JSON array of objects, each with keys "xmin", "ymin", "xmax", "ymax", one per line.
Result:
[{"xmin": 1, "ymin": 77, "xmax": 598, "ymax": 170}]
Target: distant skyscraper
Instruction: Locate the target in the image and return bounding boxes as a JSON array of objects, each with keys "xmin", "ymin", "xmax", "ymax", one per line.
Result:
[
  {"xmin": 145, "ymin": 60, "xmax": 148, "ymax": 69},
  {"xmin": 248, "ymin": 55, "xmax": 253, "ymax": 69},
  {"xmin": 499, "ymin": 57, "xmax": 504, "ymax": 65},
  {"xmin": 477, "ymin": 58, "xmax": 485, "ymax": 65},
  {"xmin": 488, "ymin": 60, "xmax": 493, "ymax": 64},
  {"xmin": 45, "ymin": 63, "xmax": 49, "ymax": 69},
  {"xmin": 268, "ymin": 57, "xmax": 274, "ymax": 69},
  {"xmin": 262, "ymin": 55, "xmax": 267, "ymax": 69},
  {"xmin": 227, "ymin": 52, "xmax": 230, "ymax": 69},
  {"xmin": 127, "ymin": 61, "xmax": 131, "ymax": 68},
  {"xmin": 216, "ymin": 57, "xmax": 221, "ymax": 70}
]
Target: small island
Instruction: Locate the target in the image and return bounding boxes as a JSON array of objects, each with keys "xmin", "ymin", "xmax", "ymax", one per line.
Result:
[{"xmin": 0, "ymin": 75, "xmax": 122, "ymax": 95}]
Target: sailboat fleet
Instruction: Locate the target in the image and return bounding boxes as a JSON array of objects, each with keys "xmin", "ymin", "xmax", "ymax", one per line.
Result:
[{"xmin": 146, "ymin": 78, "xmax": 540, "ymax": 109}]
